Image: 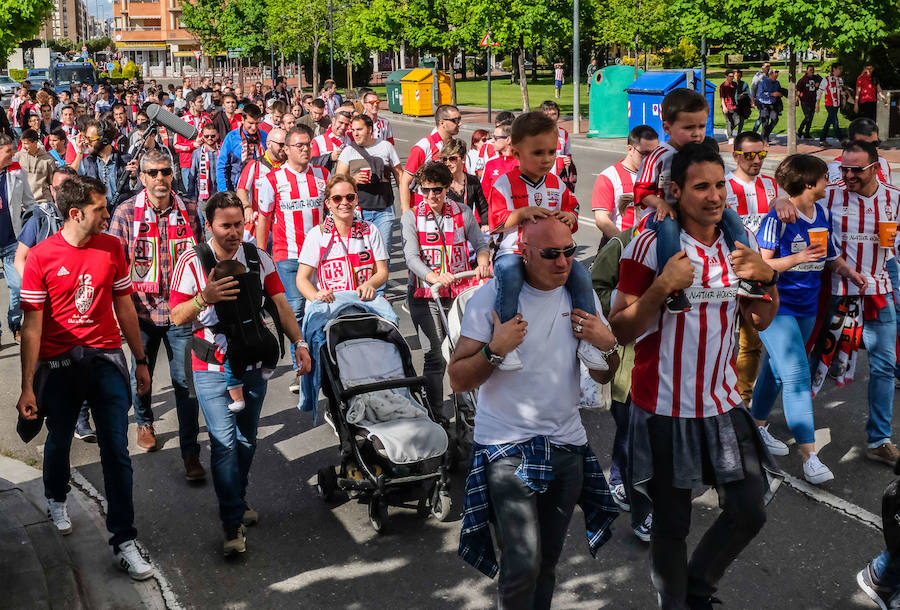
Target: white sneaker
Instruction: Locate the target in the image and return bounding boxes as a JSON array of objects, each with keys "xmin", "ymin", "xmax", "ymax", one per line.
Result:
[
  {"xmin": 289, "ymin": 372, "xmax": 301, "ymax": 394},
  {"xmin": 633, "ymin": 513, "xmax": 652, "ymax": 542},
  {"xmin": 323, "ymin": 411, "xmax": 338, "ymax": 438},
  {"xmin": 497, "ymin": 348, "xmax": 524, "ymax": 371},
  {"xmin": 577, "ymin": 341, "xmax": 609, "ymax": 371},
  {"xmin": 47, "ymin": 499, "xmax": 72, "ymax": 535},
  {"xmin": 803, "ymin": 453, "xmax": 834, "ymax": 484},
  {"xmin": 228, "ymin": 400, "xmax": 245, "ymax": 413},
  {"xmin": 611, "ymin": 484, "xmax": 630, "ymax": 512},
  {"xmin": 114, "ymin": 540, "xmax": 154, "ymax": 581},
  {"xmin": 757, "ymin": 425, "xmax": 789, "ymax": 456}
]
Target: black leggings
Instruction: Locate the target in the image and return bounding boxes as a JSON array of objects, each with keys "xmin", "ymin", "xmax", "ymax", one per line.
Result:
[{"xmin": 646, "ymin": 413, "xmax": 767, "ymax": 609}]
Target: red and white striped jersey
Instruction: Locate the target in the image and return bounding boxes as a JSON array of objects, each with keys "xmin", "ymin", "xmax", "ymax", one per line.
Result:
[
  {"xmin": 618, "ymin": 227, "xmax": 758, "ymax": 418},
  {"xmin": 474, "ymin": 141, "xmax": 499, "ymax": 178},
  {"xmin": 634, "ymin": 142, "xmax": 678, "ymax": 215},
  {"xmin": 825, "ymin": 183, "xmax": 900, "ymax": 296},
  {"xmin": 169, "ymin": 241, "xmax": 284, "ymax": 373},
  {"xmin": 372, "ymin": 117, "xmax": 394, "ymax": 144},
  {"xmin": 488, "ymin": 169, "xmax": 579, "ymax": 256},
  {"xmin": 827, "ymin": 155, "xmax": 892, "ymax": 185},
  {"xmin": 404, "ymin": 129, "xmax": 444, "ymax": 176},
  {"xmin": 550, "ymin": 126, "xmax": 572, "ymax": 176},
  {"xmin": 480, "ymin": 155, "xmax": 520, "ymax": 199},
  {"xmin": 724, "ymin": 172, "xmax": 779, "ymax": 233},
  {"xmin": 592, "ymin": 160, "xmax": 637, "ymax": 231},
  {"xmin": 310, "ymin": 128, "xmax": 346, "ymax": 157},
  {"xmin": 818, "ymin": 75, "xmax": 843, "ymax": 107},
  {"xmin": 257, "ymin": 164, "xmax": 330, "ymax": 262},
  {"xmin": 236, "ymin": 155, "xmax": 279, "ymax": 210},
  {"xmin": 173, "ymin": 111, "xmax": 210, "ymax": 168}
]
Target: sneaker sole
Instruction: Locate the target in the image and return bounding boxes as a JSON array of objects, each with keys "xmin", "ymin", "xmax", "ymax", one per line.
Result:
[
  {"xmin": 804, "ymin": 471, "xmax": 835, "ymax": 485},
  {"xmin": 223, "ymin": 543, "xmax": 247, "ymax": 557},
  {"xmin": 765, "ymin": 444, "xmax": 790, "ymax": 457},
  {"xmin": 185, "ymin": 471, "xmax": 207, "ymax": 482},
  {"xmin": 56, "ymin": 524, "xmax": 73, "ymax": 535},
  {"xmin": 74, "ymin": 432, "xmax": 97, "ymax": 442},
  {"xmin": 116, "ymin": 558, "xmax": 154, "ymax": 581},
  {"xmin": 866, "ymin": 453, "xmax": 898, "ymax": 466},
  {"xmin": 857, "ymin": 569, "xmax": 890, "ymax": 610},
  {"xmin": 633, "ymin": 530, "xmax": 651, "ymax": 543},
  {"xmin": 612, "ymin": 499, "xmax": 631, "ymax": 512}
]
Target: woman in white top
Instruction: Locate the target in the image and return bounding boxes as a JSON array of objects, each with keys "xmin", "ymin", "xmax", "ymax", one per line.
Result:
[{"xmin": 296, "ymin": 174, "xmax": 389, "ymax": 302}]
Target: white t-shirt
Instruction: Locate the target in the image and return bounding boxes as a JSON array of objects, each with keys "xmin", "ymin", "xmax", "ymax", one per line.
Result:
[
  {"xmin": 337, "ymin": 140, "xmax": 400, "ymax": 171},
  {"xmin": 459, "ymin": 279, "xmax": 604, "ymax": 445},
  {"xmin": 298, "ymin": 221, "xmax": 388, "ymax": 291}
]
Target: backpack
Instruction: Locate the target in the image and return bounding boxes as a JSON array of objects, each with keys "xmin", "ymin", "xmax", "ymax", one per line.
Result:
[
  {"xmin": 191, "ymin": 242, "xmax": 285, "ymax": 378},
  {"xmin": 20, "ymin": 202, "xmax": 63, "ymax": 243}
]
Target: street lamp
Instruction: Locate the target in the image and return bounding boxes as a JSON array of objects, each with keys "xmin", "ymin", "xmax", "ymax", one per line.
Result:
[{"xmin": 328, "ymin": 1, "xmax": 350, "ymax": 82}]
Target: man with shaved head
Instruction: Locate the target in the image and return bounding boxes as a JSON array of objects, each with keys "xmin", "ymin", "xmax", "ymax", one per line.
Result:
[{"xmin": 449, "ymin": 216, "xmax": 620, "ymax": 607}]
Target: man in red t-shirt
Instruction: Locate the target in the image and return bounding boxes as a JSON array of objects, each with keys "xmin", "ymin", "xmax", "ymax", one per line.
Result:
[
  {"xmin": 719, "ymin": 70, "xmax": 739, "ymax": 143},
  {"xmin": 854, "ymin": 64, "xmax": 882, "ymax": 121},
  {"xmin": 16, "ymin": 175, "xmax": 155, "ymax": 581}
]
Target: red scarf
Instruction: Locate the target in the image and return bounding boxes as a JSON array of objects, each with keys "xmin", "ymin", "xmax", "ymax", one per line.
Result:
[
  {"xmin": 240, "ymin": 128, "xmax": 263, "ymax": 164},
  {"xmin": 129, "ymin": 190, "xmax": 197, "ymax": 294},
  {"xmin": 316, "ymin": 217, "xmax": 376, "ymax": 291},
  {"xmin": 412, "ymin": 199, "xmax": 472, "ymax": 298}
]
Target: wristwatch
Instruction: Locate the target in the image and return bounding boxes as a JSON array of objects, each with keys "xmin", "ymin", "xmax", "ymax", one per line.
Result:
[
  {"xmin": 135, "ymin": 357, "xmax": 149, "ymax": 366},
  {"xmin": 481, "ymin": 344, "xmax": 505, "ymax": 367},
  {"xmin": 600, "ymin": 341, "xmax": 619, "ymax": 357},
  {"xmin": 761, "ymin": 269, "xmax": 780, "ymax": 287},
  {"xmin": 295, "ymin": 339, "xmax": 309, "ymax": 350}
]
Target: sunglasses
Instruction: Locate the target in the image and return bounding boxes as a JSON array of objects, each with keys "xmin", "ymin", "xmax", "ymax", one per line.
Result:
[
  {"xmin": 142, "ymin": 167, "xmax": 173, "ymax": 177},
  {"xmin": 493, "ymin": 134, "xmax": 510, "ymax": 140},
  {"xmin": 330, "ymin": 193, "xmax": 357, "ymax": 204},
  {"xmin": 286, "ymin": 142, "xmax": 311, "ymax": 149},
  {"xmin": 441, "ymin": 155, "xmax": 460, "ymax": 163},
  {"xmin": 536, "ymin": 244, "xmax": 577, "ymax": 259},
  {"xmin": 442, "ymin": 116, "xmax": 462, "ymax": 125},
  {"xmin": 735, "ymin": 150, "xmax": 768, "ymax": 160},
  {"xmin": 203, "ymin": 134, "xmax": 218, "ymax": 139},
  {"xmin": 420, "ymin": 186, "xmax": 446, "ymax": 195},
  {"xmin": 840, "ymin": 162, "xmax": 878, "ymax": 174}
]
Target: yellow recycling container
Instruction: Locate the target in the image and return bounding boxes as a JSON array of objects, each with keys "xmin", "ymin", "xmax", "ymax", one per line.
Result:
[{"xmin": 400, "ymin": 68, "xmax": 452, "ymax": 116}]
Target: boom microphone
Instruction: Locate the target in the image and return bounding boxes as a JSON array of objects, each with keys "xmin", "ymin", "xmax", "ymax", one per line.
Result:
[{"xmin": 145, "ymin": 103, "xmax": 199, "ymax": 140}]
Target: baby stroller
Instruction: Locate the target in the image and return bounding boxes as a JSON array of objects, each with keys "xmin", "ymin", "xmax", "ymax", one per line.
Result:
[
  {"xmin": 316, "ymin": 312, "xmax": 452, "ymax": 533},
  {"xmin": 432, "ymin": 270, "xmax": 488, "ymax": 469}
]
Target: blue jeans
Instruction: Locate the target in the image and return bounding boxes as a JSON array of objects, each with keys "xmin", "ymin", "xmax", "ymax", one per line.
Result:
[
  {"xmin": 1, "ymin": 240, "xmax": 22, "ymax": 332},
  {"xmin": 130, "ymin": 320, "xmax": 200, "ymax": 458},
  {"xmin": 885, "ymin": 257, "xmax": 900, "ymax": 379},
  {"xmin": 193, "ymin": 368, "xmax": 267, "ymax": 527},
  {"xmin": 648, "ymin": 207, "xmax": 748, "ymax": 275},
  {"xmin": 361, "ymin": 207, "xmax": 394, "ymax": 295},
  {"xmin": 821, "ymin": 106, "xmax": 841, "ymax": 141},
  {"xmin": 751, "ymin": 314, "xmax": 817, "ymax": 445},
  {"xmin": 42, "ymin": 356, "xmax": 137, "ymax": 547},
  {"xmin": 494, "ymin": 253, "xmax": 595, "ymax": 323},
  {"xmin": 180, "ymin": 166, "xmax": 191, "ymax": 196},
  {"xmin": 275, "ymin": 259, "xmax": 306, "ymax": 370},
  {"xmin": 874, "ymin": 550, "xmax": 900, "ymax": 587}
]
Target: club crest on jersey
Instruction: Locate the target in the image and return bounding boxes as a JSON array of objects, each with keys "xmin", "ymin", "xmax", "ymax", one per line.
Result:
[
  {"xmin": 132, "ymin": 239, "xmax": 153, "ymax": 278},
  {"xmin": 357, "ymin": 250, "xmax": 373, "ymax": 264},
  {"xmin": 316, "ymin": 178, "xmax": 326, "ymax": 190},
  {"xmin": 75, "ymin": 274, "xmax": 95, "ymax": 314},
  {"xmin": 766, "ymin": 188, "xmax": 776, "ymax": 199},
  {"xmin": 886, "ymin": 204, "xmax": 894, "ymax": 222}
]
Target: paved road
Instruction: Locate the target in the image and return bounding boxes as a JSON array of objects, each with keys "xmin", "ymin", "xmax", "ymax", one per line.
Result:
[{"xmin": 0, "ymin": 118, "xmax": 892, "ymax": 608}]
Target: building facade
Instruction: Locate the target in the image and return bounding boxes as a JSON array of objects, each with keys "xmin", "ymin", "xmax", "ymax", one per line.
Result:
[
  {"xmin": 40, "ymin": 0, "xmax": 89, "ymax": 43},
  {"xmin": 112, "ymin": 0, "xmax": 200, "ymax": 77}
]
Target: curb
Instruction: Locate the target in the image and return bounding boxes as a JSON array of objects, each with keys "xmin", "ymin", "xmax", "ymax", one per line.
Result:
[{"xmin": 0, "ymin": 454, "xmax": 176, "ymax": 610}]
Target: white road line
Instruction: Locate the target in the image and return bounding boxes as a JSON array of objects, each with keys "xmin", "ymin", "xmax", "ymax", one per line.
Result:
[
  {"xmin": 781, "ymin": 472, "xmax": 882, "ymax": 532},
  {"xmin": 578, "ymin": 215, "xmax": 597, "ymax": 226},
  {"xmin": 393, "ymin": 137, "xmax": 409, "ymax": 142},
  {"xmin": 71, "ymin": 469, "xmax": 184, "ymax": 610}
]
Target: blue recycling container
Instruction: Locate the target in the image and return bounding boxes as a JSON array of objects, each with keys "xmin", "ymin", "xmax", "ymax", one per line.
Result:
[{"xmin": 625, "ymin": 70, "xmax": 715, "ymax": 142}]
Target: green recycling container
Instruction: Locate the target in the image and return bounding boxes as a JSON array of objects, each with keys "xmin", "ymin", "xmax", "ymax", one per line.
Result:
[
  {"xmin": 588, "ymin": 65, "xmax": 643, "ymax": 138},
  {"xmin": 386, "ymin": 69, "xmax": 413, "ymax": 114}
]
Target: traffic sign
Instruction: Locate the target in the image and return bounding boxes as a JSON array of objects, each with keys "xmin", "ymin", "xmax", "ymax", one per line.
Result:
[
  {"xmin": 193, "ymin": 50, "xmax": 202, "ymax": 60},
  {"xmin": 479, "ymin": 32, "xmax": 500, "ymax": 47},
  {"xmin": 81, "ymin": 45, "xmax": 87, "ymax": 52},
  {"xmin": 226, "ymin": 48, "xmax": 244, "ymax": 59}
]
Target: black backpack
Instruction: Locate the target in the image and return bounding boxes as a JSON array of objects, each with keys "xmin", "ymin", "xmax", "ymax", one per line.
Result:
[{"xmin": 191, "ymin": 242, "xmax": 284, "ymax": 378}]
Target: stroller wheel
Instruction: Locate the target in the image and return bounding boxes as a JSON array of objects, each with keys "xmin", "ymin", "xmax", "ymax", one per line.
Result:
[
  {"xmin": 316, "ymin": 466, "xmax": 337, "ymax": 502},
  {"xmin": 431, "ymin": 490, "xmax": 453, "ymax": 522},
  {"xmin": 368, "ymin": 499, "xmax": 388, "ymax": 533}
]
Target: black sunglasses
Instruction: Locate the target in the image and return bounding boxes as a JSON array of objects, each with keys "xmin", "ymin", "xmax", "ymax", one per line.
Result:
[
  {"xmin": 840, "ymin": 162, "xmax": 877, "ymax": 174},
  {"xmin": 420, "ymin": 186, "xmax": 446, "ymax": 194},
  {"xmin": 536, "ymin": 244, "xmax": 577, "ymax": 259},
  {"xmin": 142, "ymin": 167, "xmax": 173, "ymax": 177},
  {"xmin": 442, "ymin": 116, "xmax": 462, "ymax": 125}
]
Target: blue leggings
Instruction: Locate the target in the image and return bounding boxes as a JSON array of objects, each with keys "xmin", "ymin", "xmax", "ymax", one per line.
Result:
[
  {"xmin": 647, "ymin": 207, "xmax": 748, "ymax": 274},
  {"xmin": 750, "ymin": 314, "xmax": 817, "ymax": 445},
  {"xmin": 494, "ymin": 253, "xmax": 595, "ymax": 322}
]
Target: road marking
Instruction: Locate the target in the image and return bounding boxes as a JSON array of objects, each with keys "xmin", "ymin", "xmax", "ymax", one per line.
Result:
[
  {"xmin": 781, "ymin": 472, "xmax": 882, "ymax": 532},
  {"xmin": 71, "ymin": 469, "xmax": 183, "ymax": 610},
  {"xmin": 269, "ymin": 558, "xmax": 409, "ymax": 592},
  {"xmin": 393, "ymin": 137, "xmax": 409, "ymax": 142}
]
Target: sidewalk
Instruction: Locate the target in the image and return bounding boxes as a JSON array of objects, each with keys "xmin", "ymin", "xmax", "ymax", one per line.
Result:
[
  {"xmin": 0, "ymin": 455, "xmax": 168, "ymax": 610},
  {"xmin": 385, "ymin": 105, "xmax": 900, "ymax": 171}
]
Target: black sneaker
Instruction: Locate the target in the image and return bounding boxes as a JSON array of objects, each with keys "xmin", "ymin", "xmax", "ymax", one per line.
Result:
[
  {"xmin": 737, "ymin": 280, "xmax": 772, "ymax": 302},
  {"xmin": 857, "ymin": 562, "xmax": 899, "ymax": 610},
  {"xmin": 686, "ymin": 594, "xmax": 723, "ymax": 610},
  {"xmin": 665, "ymin": 290, "xmax": 692, "ymax": 314}
]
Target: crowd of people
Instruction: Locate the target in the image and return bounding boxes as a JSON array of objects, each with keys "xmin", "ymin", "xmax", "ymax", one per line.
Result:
[{"xmin": 5, "ymin": 67, "xmax": 900, "ymax": 610}]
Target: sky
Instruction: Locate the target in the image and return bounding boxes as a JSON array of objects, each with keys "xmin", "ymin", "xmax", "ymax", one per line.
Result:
[{"xmin": 87, "ymin": 0, "xmax": 114, "ymax": 21}]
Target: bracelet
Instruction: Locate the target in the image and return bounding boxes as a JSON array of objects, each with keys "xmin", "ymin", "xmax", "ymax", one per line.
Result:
[{"xmin": 192, "ymin": 295, "xmax": 205, "ymax": 311}]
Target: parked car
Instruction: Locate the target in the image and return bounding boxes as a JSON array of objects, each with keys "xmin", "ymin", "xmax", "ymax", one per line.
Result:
[
  {"xmin": 743, "ymin": 51, "xmax": 771, "ymax": 62},
  {"xmin": 0, "ymin": 75, "xmax": 20, "ymax": 99}
]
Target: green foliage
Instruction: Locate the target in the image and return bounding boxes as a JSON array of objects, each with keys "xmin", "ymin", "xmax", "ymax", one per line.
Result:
[
  {"xmin": 838, "ymin": 33, "xmax": 900, "ymax": 89},
  {"xmin": 48, "ymin": 38, "xmax": 75, "ymax": 54},
  {"xmin": 122, "ymin": 60, "xmax": 139, "ymax": 79},
  {"xmin": 181, "ymin": 0, "xmax": 226, "ymax": 53},
  {"xmin": 662, "ymin": 38, "xmax": 700, "ymax": 68},
  {"xmin": 0, "ymin": 0, "xmax": 54, "ymax": 59},
  {"xmin": 594, "ymin": 0, "xmax": 674, "ymax": 49},
  {"xmin": 8, "ymin": 68, "xmax": 27, "ymax": 82},
  {"xmin": 85, "ymin": 37, "xmax": 116, "ymax": 54},
  {"xmin": 622, "ymin": 52, "xmax": 661, "ymax": 67}
]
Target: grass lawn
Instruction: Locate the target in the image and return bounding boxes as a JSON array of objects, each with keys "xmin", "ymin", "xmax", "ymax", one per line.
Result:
[{"xmin": 368, "ymin": 63, "xmax": 849, "ymax": 140}]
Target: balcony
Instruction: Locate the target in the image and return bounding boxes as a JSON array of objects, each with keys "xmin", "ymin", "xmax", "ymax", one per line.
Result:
[
  {"xmin": 116, "ymin": 28, "xmax": 164, "ymax": 41},
  {"xmin": 124, "ymin": 2, "xmax": 161, "ymax": 17}
]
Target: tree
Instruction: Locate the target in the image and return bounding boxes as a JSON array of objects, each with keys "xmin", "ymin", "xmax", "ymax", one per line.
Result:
[
  {"xmin": 86, "ymin": 36, "xmax": 116, "ymax": 54},
  {"xmin": 674, "ymin": 0, "xmax": 900, "ymax": 152},
  {"xmin": 0, "ymin": 0, "xmax": 53, "ymax": 60},
  {"xmin": 48, "ymin": 38, "xmax": 75, "ymax": 54},
  {"xmin": 266, "ymin": 0, "xmax": 328, "ymax": 93},
  {"xmin": 595, "ymin": 0, "xmax": 673, "ymax": 79},
  {"xmin": 181, "ymin": 0, "xmax": 227, "ymax": 54}
]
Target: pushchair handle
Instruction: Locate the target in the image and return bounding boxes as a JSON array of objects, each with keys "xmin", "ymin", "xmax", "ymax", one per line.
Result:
[{"xmin": 428, "ymin": 270, "xmax": 492, "ymax": 298}]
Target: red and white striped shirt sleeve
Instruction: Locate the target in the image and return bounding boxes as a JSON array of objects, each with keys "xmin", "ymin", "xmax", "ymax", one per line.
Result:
[
  {"xmin": 592, "ymin": 174, "xmax": 616, "ymax": 212},
  {"xmin": 20, "ymin": 250, "xmax": 48, "ymax": 311},
  {"xmin": 617, "ymin": 230, "xmax": 658, "ymax": 297}
]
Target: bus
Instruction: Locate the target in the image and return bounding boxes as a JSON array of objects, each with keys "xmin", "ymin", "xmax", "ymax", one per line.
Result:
[{"xmin": 50, "ymin": 62, "xmax": 98, "ymax": 94}]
